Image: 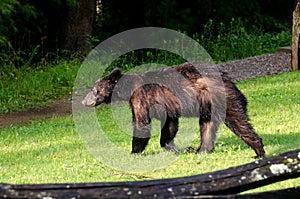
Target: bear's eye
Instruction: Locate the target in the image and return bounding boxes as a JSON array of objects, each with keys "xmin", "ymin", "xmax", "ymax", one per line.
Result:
[{"xmin": 92, "ymin": 88, "xmax": 99, "ymax": 94}]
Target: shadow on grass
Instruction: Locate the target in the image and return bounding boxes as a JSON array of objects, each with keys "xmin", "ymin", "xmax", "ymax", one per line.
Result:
[
  {"xmin": 260, "ymin": 132, "xmax": 300, "ymax": 156},
  {"xmin": 215, "ymin": 128, "xmax": 299, "ymax": 158}
]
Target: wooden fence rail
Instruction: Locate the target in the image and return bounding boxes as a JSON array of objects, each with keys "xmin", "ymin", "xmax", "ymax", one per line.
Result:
[{"xmin": 1, "ymin": 149, "xmax": 299, "ymax": 198}]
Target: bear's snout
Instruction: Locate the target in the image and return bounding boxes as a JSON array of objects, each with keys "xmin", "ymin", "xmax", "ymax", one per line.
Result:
[
  {"xmin": 82, "ymin": 99, "xmax": 96, "ymax": 107},
  {"xmin": 82, "ymin": 92, "xmax": 97, "ymax": 107}
]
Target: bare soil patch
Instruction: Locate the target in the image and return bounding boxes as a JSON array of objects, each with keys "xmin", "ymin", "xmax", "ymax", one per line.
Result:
[
  {"xmin": 0, "ymin": 52, "xmax": 291, "ymax": 128},
  {"xmin": 0, "ymin": 97, "xmax": 72, "ymax": 128}
]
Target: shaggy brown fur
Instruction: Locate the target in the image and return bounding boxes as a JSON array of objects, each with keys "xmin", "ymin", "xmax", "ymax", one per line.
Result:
[{"xmin": 82, "ymin": 62, "xmax": 265, "ymax": 158}]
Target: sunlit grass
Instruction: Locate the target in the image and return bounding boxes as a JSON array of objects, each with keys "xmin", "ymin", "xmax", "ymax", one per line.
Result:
[{"xmin": 0, "ymin": 71, "xmax": 299, "ymax": 194}]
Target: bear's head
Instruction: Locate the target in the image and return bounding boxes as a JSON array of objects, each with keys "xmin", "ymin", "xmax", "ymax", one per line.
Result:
[{"xmin": 82, "ymin": 68, "xmax": 122, "ymax": 107}]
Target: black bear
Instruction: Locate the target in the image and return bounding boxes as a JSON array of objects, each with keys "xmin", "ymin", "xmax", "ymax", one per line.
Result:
[{"xmin": 82, "ymin": 62, "xmax": 265, "ymax": 158}]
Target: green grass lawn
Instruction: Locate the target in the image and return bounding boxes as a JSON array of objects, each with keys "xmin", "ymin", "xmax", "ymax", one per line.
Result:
[{"xmin": 0, "ymin": 71, "xmax": 299, "ymax": 194}]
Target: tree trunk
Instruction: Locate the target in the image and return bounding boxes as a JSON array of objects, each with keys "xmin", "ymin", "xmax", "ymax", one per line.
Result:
[
  {"xmin": 62, "ymin": 0, "xmax": 96, "ymax": 54},
  {"xmin": 292, "ymin": 0, "xmax": 300, "ymax": 71}
]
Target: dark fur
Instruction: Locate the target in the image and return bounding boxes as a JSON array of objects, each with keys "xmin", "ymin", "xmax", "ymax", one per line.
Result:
[{"xmin": 82, "ymin": 62, "xmax": 265, "ymax": 158}]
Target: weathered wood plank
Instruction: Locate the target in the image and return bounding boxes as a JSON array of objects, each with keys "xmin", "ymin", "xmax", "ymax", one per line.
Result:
[
  {"xmin": 182, "ymin": 187, "xmax": 300, "ymax": 199},
  {"xmin": 0, "ymin": 149, "xmax": 299, "ymax": 198},
  {"xmin": 237, "ymin": 187, "xmax": 300, "ymax": 199}
]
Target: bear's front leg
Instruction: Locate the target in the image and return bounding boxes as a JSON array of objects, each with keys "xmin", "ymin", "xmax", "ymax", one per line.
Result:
[
  {"xmin": 197, "ymin": 120, "xmax": 220, "ymax": 153},
  {"xmin": 131, "ymin": 124, "xmax": 151, "ymax": 154},
  {"xmin": 130, "ymin": 98, "xmax": 152, "ymax": 154}
]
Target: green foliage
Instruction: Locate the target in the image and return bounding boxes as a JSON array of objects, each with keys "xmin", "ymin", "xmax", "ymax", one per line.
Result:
[
  {"xmin": 0, "ymin": 72, "xmax": 299, "ymax": 193},
  {"xmin": 0, "ymin": 0, "xmax": 39, "ymax": 50},
  {"xmin": 0, "ymin": 58, "xmax": 81, "ymax": 113},
  {"xmin": 97, "ymin": 0, "xmax": 292, "ymax": 42},
  {"xmin": 198, "ymin": 18, "xmax": 291, "ymax": 62},
  {"xmin": 0, "ymin": 0, "xmax": 81, "ymax": 67},
  {"xmin": 0, "ymin": 0, "xmax": 294, "ymax": 67},
  {"xmin": 107, "ymin": 50, "xmax": 186, "ymax": 73},
  {"xmin": 102, "ymin": 19, "xmax": 291, "ymax": 71},
  {"xmin": 210, "ymin": 0, "xmax": 292, "ymax": 32}
]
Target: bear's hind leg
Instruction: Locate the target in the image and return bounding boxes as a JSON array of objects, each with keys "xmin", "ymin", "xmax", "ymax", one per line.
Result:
[
  {"xmin": 197, "ymin": 120, "xmax": 220, "ymax": 153},
  {"xmin": 160, "ymin": 117, "xmax": 179, "ymax": 153},
  {"xmin": 225, "ymin": 114, "xmax": 265, "ymax": 158}
]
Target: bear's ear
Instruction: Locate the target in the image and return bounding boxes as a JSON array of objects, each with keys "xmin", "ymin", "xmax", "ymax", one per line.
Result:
[{"xmin": 108, "ymin": 68, "xmax": 122, "ymax": 82}]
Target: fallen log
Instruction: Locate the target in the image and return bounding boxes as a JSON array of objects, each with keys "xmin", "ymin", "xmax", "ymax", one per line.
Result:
[
  {"xmin": 181, "ymin": 187, "xmax": 300, "ymax": 199},
  {"xmin": 1, "ymin": 149, "xmax": 299, "ymax": 199}
]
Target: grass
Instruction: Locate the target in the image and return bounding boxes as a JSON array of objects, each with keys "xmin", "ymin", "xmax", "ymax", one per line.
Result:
[
  {"xmin": 1, "ymin": 71, "xmax": 299, "ymax": 194},
  {"xmin": 0, "ymin": 58, "xmax": 81, "ymax": 113}
]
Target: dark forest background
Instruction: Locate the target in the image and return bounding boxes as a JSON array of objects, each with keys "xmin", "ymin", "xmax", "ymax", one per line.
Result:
[
  {"xmin": 0, "ymin": 0, "xmax": 297, "ymax": 113},
  {"xmin": 0, "ymin": 0, "xmax": 295, "ymax": 64}
]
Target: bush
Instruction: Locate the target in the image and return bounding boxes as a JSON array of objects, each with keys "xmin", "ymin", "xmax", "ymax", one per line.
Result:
[{"xmin": 197, "ymin": 18, "xmax": 291, "ymax": 62}]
